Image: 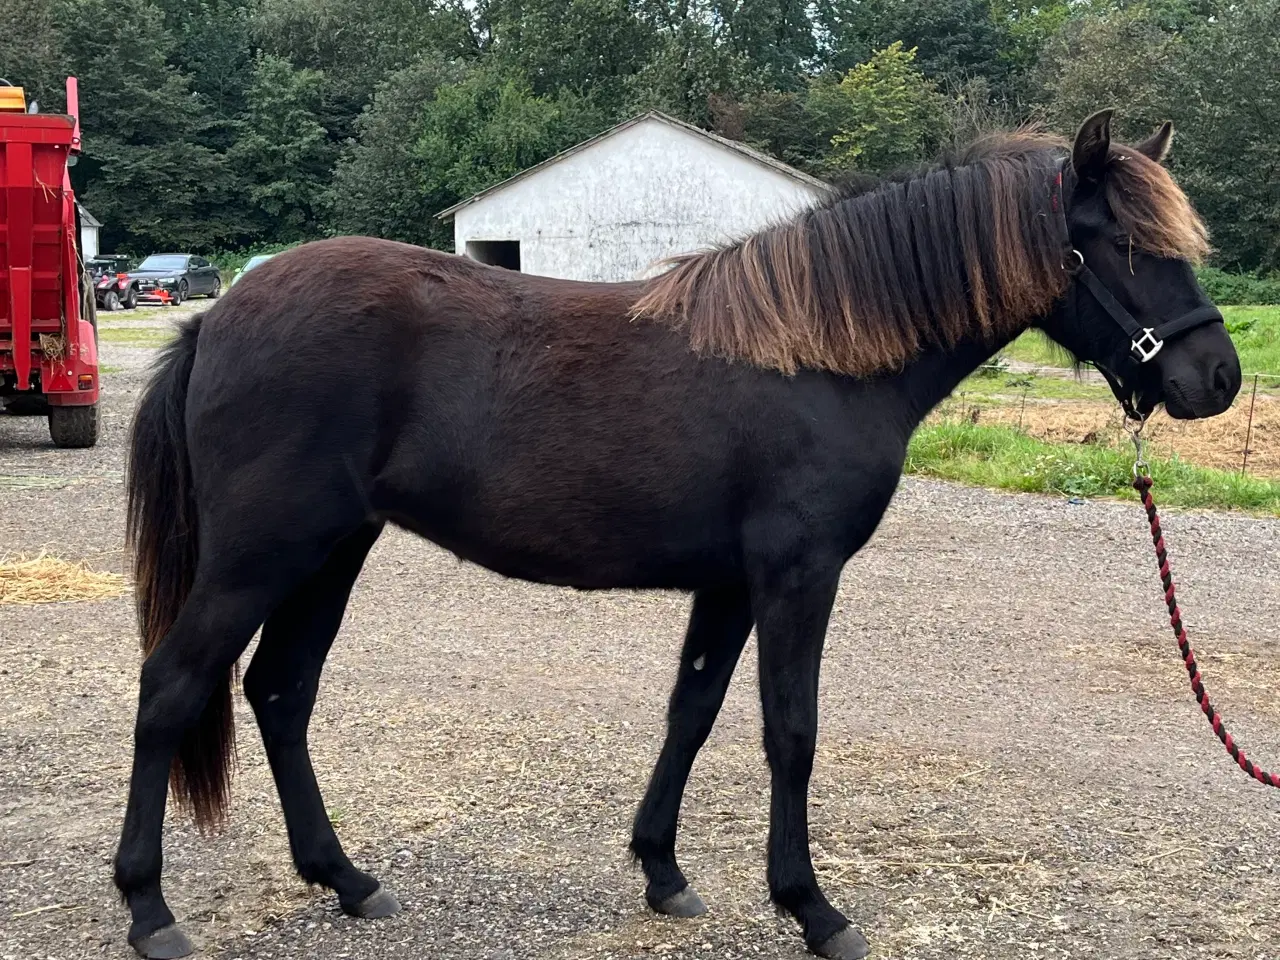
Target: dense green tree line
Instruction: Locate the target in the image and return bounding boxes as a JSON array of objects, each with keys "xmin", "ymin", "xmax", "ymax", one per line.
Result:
[{"xmin": 1, "ymin": 0, "xmax": 1274, "ymax": 272}]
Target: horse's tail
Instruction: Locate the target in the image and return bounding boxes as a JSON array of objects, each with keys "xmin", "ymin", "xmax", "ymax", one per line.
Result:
[{"xmin": 127, "ymin": 313, "xmax": 231, "ymax": 828}]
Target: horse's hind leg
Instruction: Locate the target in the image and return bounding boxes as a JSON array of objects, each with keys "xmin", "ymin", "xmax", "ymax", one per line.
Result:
[
  {"xmin": 115, "ymin": 578, "xmax": 285, "ymax": 958},
  {"xmin": 241, "ymin": 522, "xmax": 398, "ymax": 918},
  {"xmin": 631, "ymin": 583, "xmax": 753, "ymax": 917}
]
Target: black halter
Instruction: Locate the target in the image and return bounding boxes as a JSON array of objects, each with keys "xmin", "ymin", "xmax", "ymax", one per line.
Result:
[{"xmin": 1053, "ymin": 161, "xmax": 1223, "ymax": 366}]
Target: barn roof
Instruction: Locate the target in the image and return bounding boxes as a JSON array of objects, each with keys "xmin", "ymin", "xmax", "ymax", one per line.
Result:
[
  {"xmin": 435, "ymin": 111, "xmax": 827, "ymax": 220},
  {"xmin": 77, "ymin": 203, "xmax": 102, "ymax": 228}
]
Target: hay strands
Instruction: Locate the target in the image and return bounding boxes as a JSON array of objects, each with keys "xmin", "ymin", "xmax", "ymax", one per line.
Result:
[{"xmin": 0, "ymin": 553, "xmax": 127, "ymax": 605}]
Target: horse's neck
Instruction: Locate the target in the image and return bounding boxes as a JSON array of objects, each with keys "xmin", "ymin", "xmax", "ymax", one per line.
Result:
[{"xmin": 891, "ymin": 326, "xmax": 1030, "ymax": 429}]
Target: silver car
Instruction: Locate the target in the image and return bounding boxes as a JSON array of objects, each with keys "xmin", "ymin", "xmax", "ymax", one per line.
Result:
[{"xmin": 230, "ymin": 253, "xmax": 277, "ymax": 287}]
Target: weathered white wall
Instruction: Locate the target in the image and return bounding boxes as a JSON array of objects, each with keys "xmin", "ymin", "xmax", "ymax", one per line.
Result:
[
  {"xmin": 450, "ymin": 119, "xmax": 824, "ymax": 282},
  {"xmin": 80, "ymin": 224, "xmax": 99, "ymax": 260}
]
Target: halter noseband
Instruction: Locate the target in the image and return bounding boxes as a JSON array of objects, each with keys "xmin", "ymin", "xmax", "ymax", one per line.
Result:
[{"xmin": 1052, "ymin": 161, "xmax": 1223, "ymax": 365}]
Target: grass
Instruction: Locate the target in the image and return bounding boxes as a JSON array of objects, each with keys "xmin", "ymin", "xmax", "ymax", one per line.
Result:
[
  {"xmin": 906, "ymin": 421, "xmax": 1280, "ymax": 514},
  {"xmin": 1221, "ymin": 305, "xmax": 1280, "ymax": 375},
  {"xmin": 960, "ymin": 367, "xmax": 1111, "ymax": 402},
  {"xmin": 98, "ymin": 327, "xmax": 176, "ymax": 347},
  {"xmin": 999, "ymin": 330, "xmax": 1076, "ymax": 368},
  {"xmin": 998, "ymin": 305, "xmax": 1280, "ymax": 378}
]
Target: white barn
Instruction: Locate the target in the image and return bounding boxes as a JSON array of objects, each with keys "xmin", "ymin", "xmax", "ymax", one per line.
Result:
[
  {"xmin": 436, "ymin": 111, "xmax": 827, "ymax": 282},
  {"xmin": 77, "ymin": 203, "xmax": 101, "ymax": 260}
]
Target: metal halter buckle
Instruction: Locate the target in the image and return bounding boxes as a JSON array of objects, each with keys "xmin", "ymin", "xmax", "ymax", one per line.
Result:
[{"xmin": 1131, "ymin": 328, "xmax": 1164, "ymax": 363}]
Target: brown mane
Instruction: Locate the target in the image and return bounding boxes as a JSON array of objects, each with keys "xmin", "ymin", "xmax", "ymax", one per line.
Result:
[{"xmin": 631, "ymin": 129, "xmax": 1210, "ymax": 376}]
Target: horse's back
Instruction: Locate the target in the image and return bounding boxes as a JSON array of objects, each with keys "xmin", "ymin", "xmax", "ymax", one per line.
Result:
[
  {"xmin": 180, "ymin": 239, "xmax": 733, "ymax": 581},
  {"xmin": 180, "ymin": 236, "xmax": 896, "ymax": 590}
]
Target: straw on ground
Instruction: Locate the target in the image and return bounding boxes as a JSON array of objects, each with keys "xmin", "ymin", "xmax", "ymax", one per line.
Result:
[{"xmin": 0, "ymin": 554, "xmax": 127, "ymax": 605}]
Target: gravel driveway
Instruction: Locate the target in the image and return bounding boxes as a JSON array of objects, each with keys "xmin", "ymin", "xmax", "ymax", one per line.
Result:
[{"xmin": 2, "ymin": 309, "xmax": 1278, "ymax": 960}]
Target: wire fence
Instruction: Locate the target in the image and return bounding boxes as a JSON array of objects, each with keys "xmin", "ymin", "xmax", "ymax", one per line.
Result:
[{"xmin": 939, "ymin": 363, "xmax": 1280, "ymax": 479}]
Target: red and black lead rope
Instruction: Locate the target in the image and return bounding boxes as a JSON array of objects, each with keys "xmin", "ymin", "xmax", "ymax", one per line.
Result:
[{"xmin": 1133, "ymin": 473, "xmax": 1280, "ymax": 788}]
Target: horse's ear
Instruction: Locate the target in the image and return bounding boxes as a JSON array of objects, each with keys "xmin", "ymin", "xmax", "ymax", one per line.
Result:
[
  {"xmin": 1135, "ymin": 121, "xmax": 1174, "ymax": 163},
  {"xmin": 1072, "ymin": 109, "xmax": 1113, "ymax": 183}
]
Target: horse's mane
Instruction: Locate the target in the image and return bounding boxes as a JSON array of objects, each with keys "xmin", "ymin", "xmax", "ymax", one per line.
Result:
[{"xmin": 631, "ymin": 128, "xmax": 1210, "ymax": 376}]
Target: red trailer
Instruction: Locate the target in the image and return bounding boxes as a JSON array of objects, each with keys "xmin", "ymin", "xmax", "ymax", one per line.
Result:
[{"xmin": 0, "ymin": 77, "xmax": 100, "ymax": 447}]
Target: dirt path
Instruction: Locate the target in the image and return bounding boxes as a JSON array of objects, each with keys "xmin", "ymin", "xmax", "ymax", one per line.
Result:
[{"xmin": 2, "ymin": 318, "xmax": 1279, "ymax": 960}]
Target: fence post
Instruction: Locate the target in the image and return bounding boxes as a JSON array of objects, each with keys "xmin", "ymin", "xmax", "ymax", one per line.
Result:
[{"xmin": 1240, "ymin": 373, "xmax": 1259, "ymax": 476}]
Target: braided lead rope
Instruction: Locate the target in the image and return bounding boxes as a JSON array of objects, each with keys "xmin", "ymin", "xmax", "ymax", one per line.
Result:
[{"xmin": 1132, "ymin": 474, "xmax": 1280, "ymax": 788}]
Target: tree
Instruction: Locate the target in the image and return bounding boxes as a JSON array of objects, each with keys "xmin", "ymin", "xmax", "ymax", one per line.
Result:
[
  {"xmin": 988, "ymin": 0, "xmax": 1073, "ymax": 80},
  {"xmin": 326, "ymin": 58, "xmax": 467, "ymax": 245},
  {"xmin": 821, "ymin": 0, "xmax": 1011, "ymax": 90},
  {"xmin": 1037, "ymin": 0, "xmax": 1279, "ymax": 271},
  {"xmin": 330, "ymin": 63, "xmax": 607, "ymax": 250},
  {"xmin": 715, "ymin": 80, "xmax": 864, "ymax": 173},
  {"xmin": 0, "ymin": 0, "xmax": 65, "ymax": 107},
  {"xmin": 626, "ymin": 15, "xmax": 760, "ymax": 125},
  {"xmin": 251, "ymin": 0, "xmax": 477, "ymax": 143},
  {"xmin": 717, "ymin": 0, "xmax": 819, "ymax": 88},
  {"xmin": 63, "ymin": 0, "xmax": 248, "ymax": 251},
  {"xmin": 821, "ymin": 42, "xmax": 948, "ymax": 174},
  {"xmin": 481, "ymin": 0, "xmax": 659, "ymax": 115},
  {"xmin": 1164, "ymin": 0, "xmax": 1280, "ymax": 271},
  {"xmin": 229, "ymin": 54, "xmax": 336, "ymax": 243},
  {"xmin": 714, "ymin": 89, "xmax": 830, "ymax": 170},
  {"xmin": 1035, "ymin": 4, "xmax": 1178, "ymax": 141},
  {"xmin": 153, "ymin": 0, "xmax": 255, "ymax": 127},
  {"xmin": 412, "ymin": 67, "xmax": 609, "ymax": 246}
]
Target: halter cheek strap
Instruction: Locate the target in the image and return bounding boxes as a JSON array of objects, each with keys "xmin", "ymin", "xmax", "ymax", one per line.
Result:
[{"xmin": 1053, "ymin": 161, "xmax": 1223, "ymax": 364}]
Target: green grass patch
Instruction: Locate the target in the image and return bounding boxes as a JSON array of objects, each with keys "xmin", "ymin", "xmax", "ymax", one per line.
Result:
[
  {"xmin": 960, "ymin": 368, "xmax": 1111, "ymax": 401},
  {"xmin": 99, "ymin": 327, "xmax": 176, "ymax": 347},
  {"xmin": 1221, "ymin": 306, "xmax": 1280, "ymax": 375},
  {"xmin": 99, "ymin": 365, "xmax": 123, "ymax": 374},
  {"xmin": 906, "ymin": 421, "xmax": 1280, "ymax": 514},
  {"xmin": 996, "ymin": 330, "xmax": 1076, "ymax": 368}
]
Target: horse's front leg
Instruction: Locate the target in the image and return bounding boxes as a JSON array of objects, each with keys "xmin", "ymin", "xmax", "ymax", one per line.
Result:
[
  {"xmin": 631, "ymin": 582, "xmax": 754, "ymax": 916},
  {"xmin": 752, "ymin": 557, "xmax": 868, "ymax": 960}
]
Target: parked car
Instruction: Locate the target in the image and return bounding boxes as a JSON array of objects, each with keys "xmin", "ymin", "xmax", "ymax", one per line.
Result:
[
  {"xmin": 129, "ymin": 253, "xmax": 221, "ymax": 304},
  {"xmin": 229, "ymin": 252, "xmax": 277, "ymax": 287},
  {"xmin": 87, "ymin": 254, "xmax": 139, "ymax": 310}
]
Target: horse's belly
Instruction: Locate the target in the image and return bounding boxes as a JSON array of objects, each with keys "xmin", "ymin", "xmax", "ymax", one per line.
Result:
[{"xmin": 386, "ymin": 493, "xmax": 741, "ymax": 591}]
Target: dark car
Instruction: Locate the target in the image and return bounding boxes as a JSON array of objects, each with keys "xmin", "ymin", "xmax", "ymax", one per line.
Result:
[
  {"xmin": 87, "ymin": 254, "xmax": 139, "ymax": 310},
  {"xmin": 129, "ymin": 254, "xmax": 221, "ymax": 305}
]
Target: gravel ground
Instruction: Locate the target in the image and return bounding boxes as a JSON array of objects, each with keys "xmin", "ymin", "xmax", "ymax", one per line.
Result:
[{"xmin": 2, "ymin": 307, "xmax": 1279, "ymax": 960}]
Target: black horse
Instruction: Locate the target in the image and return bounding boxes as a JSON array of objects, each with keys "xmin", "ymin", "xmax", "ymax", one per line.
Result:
[{"xmin": 115, "ymin": 112, "xmax": 1240, "ymax": 959}]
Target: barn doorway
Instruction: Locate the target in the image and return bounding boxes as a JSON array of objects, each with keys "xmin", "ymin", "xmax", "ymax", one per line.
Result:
[{"xmin": 466, "ymin": 240, "xmax": 521, "ymax": 271}]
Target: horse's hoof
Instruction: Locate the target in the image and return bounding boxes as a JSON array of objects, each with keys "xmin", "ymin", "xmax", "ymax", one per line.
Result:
[
  {"xmin": 129, "ymin": 924, "xmax": 194, "ymax": 959},
  {"xmin": 649, "ymin": 885, "xmax": 707, "ymax": 918},
  {"xmin": 343, "ymin": 884, "xmax": 401, "ymax": 919},
  {"xmin": 812, "ymin": 925, "xmax": 870, "ymax": 960}
]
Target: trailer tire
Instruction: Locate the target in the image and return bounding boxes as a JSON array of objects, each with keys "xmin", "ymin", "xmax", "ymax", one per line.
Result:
[{"xmin": 49, "ymin": 404, "xmax": 99, "ymax": 448}]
